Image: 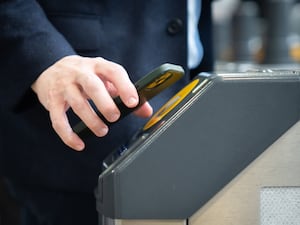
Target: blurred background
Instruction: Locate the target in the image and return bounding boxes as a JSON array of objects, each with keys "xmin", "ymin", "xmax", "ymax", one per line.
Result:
[{"xmin": 212, "ymin": 0, "xmax": 300, "ymax": 71}]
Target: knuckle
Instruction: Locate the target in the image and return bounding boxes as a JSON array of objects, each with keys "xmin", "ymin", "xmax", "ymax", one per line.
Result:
[
  {"xmin": 47, "ymin": 87, "xmax": 58, "ymax": 99},
  {"xmin": 102, "ymin": 108, "xmax": 114, "ymax": 117},
  {"xmin": 111, "ymin": 64, "xmax": 126, "ymax": 77},
  {"xmin": 101, "ymin": 61, "xmax": 127, "ymax": 78},
  {"xmin": 114, "ymin": 64, "xmax": 126, "ymax": 74},
  {"xmin": 61, "ymin": 55, "xmax": 81, "ymax": 63},
  {"xmin": 88, "ymin": 122, "xmax": 101, "ymax": 132},
  {"xmin": 94, "ymin": 57, "xmax": 104, "ymax": 63},
  {"xmin": 51, "ymin": 118, "xmax": 62, "ymax": 132},
  {"xmin": 46, "ymin": 88, "xmax": 58, "ymax": 109},
  {"xmin": 82, "ymin": 76, "xmax": 100, "ymax": 93},
  {"xmin": 103, "ymin": 106, "xmax": 120, "ymax": 120},
  {"xmin": 69, "ymin": 97, "xmax": 85, "ymax": 111},
  {"xmin": 81, "ymin": 74, "xmax": 93, "ymax": 87}
]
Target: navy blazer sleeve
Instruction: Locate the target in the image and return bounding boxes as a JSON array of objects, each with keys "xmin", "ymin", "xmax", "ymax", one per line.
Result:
[
  {"xmin": 0, "ymin": 0, "xmax": 213, "ymax": 195},
  {"xmin": 0, "ymin": 0, "xmax": 75, "ymax": 110}
]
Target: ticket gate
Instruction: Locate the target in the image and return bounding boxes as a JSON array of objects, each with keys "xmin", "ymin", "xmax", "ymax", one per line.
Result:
[{"xmin": 96, "ymin": 69, "xmax": 300, "ymax": 225}]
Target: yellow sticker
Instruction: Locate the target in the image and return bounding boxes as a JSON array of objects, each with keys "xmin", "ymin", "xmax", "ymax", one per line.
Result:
[
  {"xmin": 145, "ymin": 72, "xmax": 173, "ymax": 90},
  {"xmin": 143, "ymin": 79, "xmax": 200, "ymax": 131}
]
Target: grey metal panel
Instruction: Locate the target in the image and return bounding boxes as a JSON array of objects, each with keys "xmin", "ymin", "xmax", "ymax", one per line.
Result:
[{"xmin": 97, "ymin": 71, "xmax": 300, "ymax": 219}]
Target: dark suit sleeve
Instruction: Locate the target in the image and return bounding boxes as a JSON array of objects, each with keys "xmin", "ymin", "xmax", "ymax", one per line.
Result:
[{"xmin": 0, "ymin": 0, "xmax": 76, "ymax": 110}]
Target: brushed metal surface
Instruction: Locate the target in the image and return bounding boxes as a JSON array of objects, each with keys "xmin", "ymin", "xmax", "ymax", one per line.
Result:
[{"xmin": 190, "ymin": 121, "xmax": 300, "ymax": 225}]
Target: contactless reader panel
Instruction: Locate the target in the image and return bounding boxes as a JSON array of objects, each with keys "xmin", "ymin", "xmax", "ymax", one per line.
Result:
[{"xmin": 97, "ymin": 70, "xmax": 300, "ymax": 220}]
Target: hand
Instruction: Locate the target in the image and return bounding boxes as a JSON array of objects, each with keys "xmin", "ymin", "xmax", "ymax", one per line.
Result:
[{"xmin": 31, "ymin": 55, "xmax": 153, "ymax": 151}]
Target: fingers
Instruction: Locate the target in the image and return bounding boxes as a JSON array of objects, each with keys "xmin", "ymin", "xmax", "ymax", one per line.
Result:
[
  {"xmin": 76, "ymin": 57, "xmax": 140, "ymax": 124},
  {"xmin": 134, "ymin": 101, "xmax": 153, "ymax": 118},
  {"xmin": 34, "ymin": 55, "xmax": 153, "ymax": 151},
  {"xmin": 64, "ymin": 85, "xmax": 109, "ymax": 136},
  {"xmin": 93, "ymin": 58, "xmax": 139, "ymax": 108},
  {"xmin": 76, "ymin": 72, "xmax": 121, "ymax": 123},
  {"xmin": 48, "ymin": 100, "xmax": 85, "ymax": 151}
]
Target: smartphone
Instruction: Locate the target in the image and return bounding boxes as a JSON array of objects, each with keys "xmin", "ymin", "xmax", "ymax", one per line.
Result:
[{"xmin": 73, "ymin": 63, "xmax": 185, "ymax": 137}]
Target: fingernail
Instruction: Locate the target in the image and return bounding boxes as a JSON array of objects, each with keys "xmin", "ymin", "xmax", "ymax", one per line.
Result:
[
  {"xmin": 127, "ymin": 97, "xmax": 138, "ymax": 107},
  {"xmin": 98, "ymin": 126, "xmax": 108, "ymax": 137},
  {"xmin": 75, "ymin": 142, "xmax": 84, "ymax": 151}
]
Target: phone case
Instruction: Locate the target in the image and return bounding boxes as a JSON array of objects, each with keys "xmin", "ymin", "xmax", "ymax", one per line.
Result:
[{"xmin": 73, "ymin": 63, "xmax": 185, "ymax": 137}]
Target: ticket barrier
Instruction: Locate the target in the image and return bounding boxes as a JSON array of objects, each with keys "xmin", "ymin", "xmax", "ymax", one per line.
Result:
[{"xmin": 96, "ymin": 70, "xmax": 300, "ymax": 225}]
